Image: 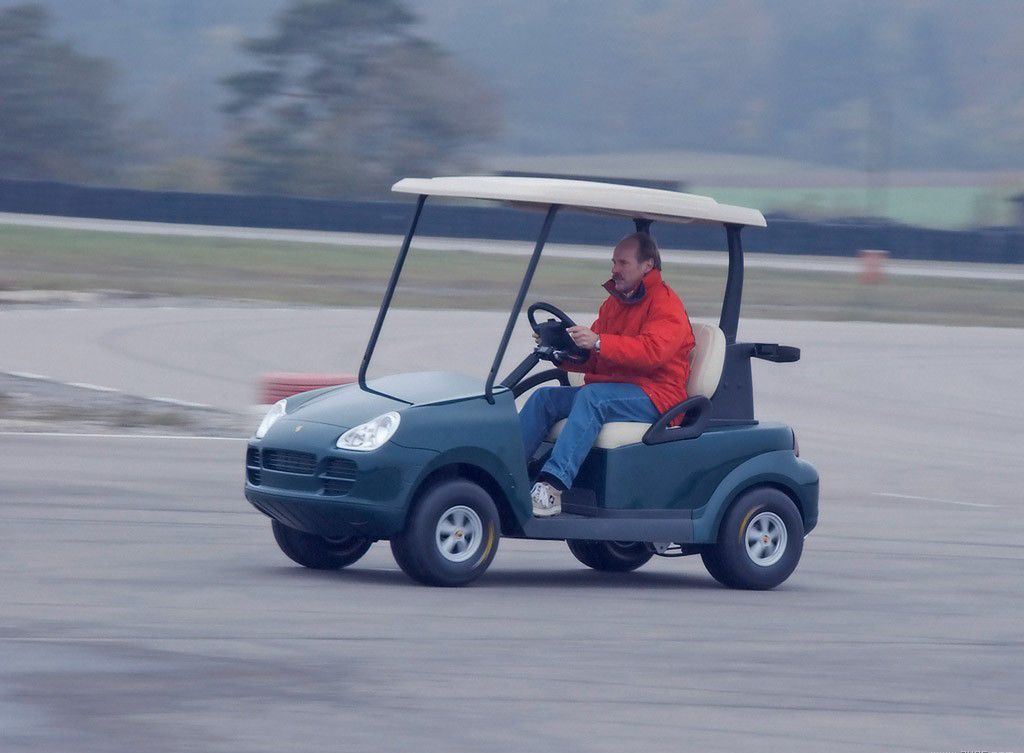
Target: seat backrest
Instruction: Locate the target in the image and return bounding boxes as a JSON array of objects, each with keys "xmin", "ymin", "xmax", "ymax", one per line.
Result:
[
  {"xmin": 536, "ymin": 322, "xmax": 723, "ymax": 406},
  {"xmin": 576, "ymin": 323, "xmax": 724, "ymax": 396},
  {"xmin": 686, "ymin": 323, "xmax": 726, "ymax": 398}
]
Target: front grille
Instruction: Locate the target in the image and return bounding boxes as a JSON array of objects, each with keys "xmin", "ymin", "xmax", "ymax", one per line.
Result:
[
  {"xmin": 246, "ymin": 447, "xmax": 261, "ymax": 485},
  {"xmin": 321, "ymin": 457, "xmax": 357, "ymax": 496},
  {"xmin": 324, "ymin": 458, "xmax": 357, "ymax": 478},
  {"xmin": 262, "ymin": 448, "xmax": 317, "ymax": 475}
]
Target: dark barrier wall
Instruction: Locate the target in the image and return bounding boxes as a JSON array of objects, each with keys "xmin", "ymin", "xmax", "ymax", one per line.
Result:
[{"xmin": 1, "ymin": 178, "xmax": 1020, "ymax": 264}]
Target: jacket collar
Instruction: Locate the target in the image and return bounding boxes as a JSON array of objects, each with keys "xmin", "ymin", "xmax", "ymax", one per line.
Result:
[{"xmin": 603, "ymin": 268, "xmax": 663, "ymax": 305}]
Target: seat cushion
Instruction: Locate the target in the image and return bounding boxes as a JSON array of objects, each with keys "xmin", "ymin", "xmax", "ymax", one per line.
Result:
[{"xmin": 547, "ymin": 418, "xmax": 649, "ymax": 449}]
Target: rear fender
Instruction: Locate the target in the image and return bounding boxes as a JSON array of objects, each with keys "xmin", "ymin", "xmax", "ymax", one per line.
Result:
[{"xmin": 692, "ymin": 450, "xmax": 819, "ymax": 543}]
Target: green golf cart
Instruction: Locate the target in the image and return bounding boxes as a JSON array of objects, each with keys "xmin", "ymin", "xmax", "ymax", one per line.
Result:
[{"xmin": 245, "ymin": 176, "xmax": 819, "ymax": 589}]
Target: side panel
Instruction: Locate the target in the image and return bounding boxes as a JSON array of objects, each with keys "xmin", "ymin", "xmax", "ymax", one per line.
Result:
[{"xmin": 573, "ymin": 423, "xmax": 795, "ymax": 514}]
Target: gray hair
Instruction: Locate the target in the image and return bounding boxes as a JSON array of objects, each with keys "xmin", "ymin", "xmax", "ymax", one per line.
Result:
[{"xmin": 621, "ymin": 231, "xmax": 661, "ymax": 270}]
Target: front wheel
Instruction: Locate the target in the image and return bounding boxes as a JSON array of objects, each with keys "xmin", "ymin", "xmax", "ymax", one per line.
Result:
[
  {"xmin": 701, "ymin": 487, "xmax": 804, "ymax": 590},
  {"xmin": 567, "ymin": 540, "xmax": 653, "ymax": 572},
  {"xmin": 391, "ymin": 479, "xmax": 500, "ymax": 586},
  {"xmin": 271, "ymin": 519, "xmax": 372, "ymax": 570}
]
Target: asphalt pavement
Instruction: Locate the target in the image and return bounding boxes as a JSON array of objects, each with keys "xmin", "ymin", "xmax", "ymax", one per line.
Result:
[{"xmin": 1, "ymin": 307, "xmax": 1022, "ymax": 752}]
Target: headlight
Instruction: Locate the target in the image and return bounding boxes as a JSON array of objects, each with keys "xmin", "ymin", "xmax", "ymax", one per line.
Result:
[
  {"xmin": 255, "ymin": 399, "xmax": 287, "ymax": 439},
  {"xmin": 336, "ymin": 411, "xmax": 401, "ymax": 452}
]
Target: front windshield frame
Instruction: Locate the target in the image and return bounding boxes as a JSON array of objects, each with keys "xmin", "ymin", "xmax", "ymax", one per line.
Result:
[
  {"xmin": 358, "ymin": 195, "xmax": 745, "ymax": 403},
  {"xmin": 356, "ymin": 195, "xmax": 560, "ymax": 404}
]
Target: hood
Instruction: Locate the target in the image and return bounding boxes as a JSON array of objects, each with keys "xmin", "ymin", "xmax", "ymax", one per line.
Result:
[{"xmin": 286, "ymin": 371, "xmax": 499, "ymax": 429}]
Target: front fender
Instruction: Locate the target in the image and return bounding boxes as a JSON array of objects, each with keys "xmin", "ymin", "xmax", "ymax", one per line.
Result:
[
  {"xmin": 692, "ymin": 450, "xmax": 819, "ymax": 543},
  {"xmin": 409, "ymin": 446, "xmax": 531, "ymax": 526}
]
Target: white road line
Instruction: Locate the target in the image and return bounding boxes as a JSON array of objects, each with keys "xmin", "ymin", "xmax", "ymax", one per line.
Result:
[
  {"xmin": 149, "ymin": 397, "xmax": 215, "ymax": 409},
  {"xmin": 874, "ymin": 492, "xmax": 998, "ymax": 508},
  {"xmin": 66, "ymin": 382, "xmax": 120, "ymax": 393},
  {"xmin": 0, "ymin": 431, "xmax": 247, "ymax": 441},
  {"xmin": 4, "ymin": 371, "xmax": 220, "ymax": 408},
  {"xmin": 5, "ymin": 371, "xmax": 52, "ymax": 381}
]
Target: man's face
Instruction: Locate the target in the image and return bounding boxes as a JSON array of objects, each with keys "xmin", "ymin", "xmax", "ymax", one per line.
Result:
[{"xmin": 611, "ymin": 239, "xmax": 653, "ymax": 294}]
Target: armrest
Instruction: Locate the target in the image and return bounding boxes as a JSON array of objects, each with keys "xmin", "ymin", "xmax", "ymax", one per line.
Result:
[
  {"xmin": 751, "ymin": 343, "xmax": 800, "ymax": 363},
  {"xmin": 642, "ymin": 395, "xmax": 712, "ymax": 444}
]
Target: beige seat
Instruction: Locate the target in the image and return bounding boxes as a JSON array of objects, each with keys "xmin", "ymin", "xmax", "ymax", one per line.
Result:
[{"xmin": 546, "ymin": 322, "xmax": 726, "ymax": 449}]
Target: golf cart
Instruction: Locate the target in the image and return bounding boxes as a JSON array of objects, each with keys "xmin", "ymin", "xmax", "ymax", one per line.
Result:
[{"xmin": 244, "ymin": 177, "xmax": 819, "ymax": 589}]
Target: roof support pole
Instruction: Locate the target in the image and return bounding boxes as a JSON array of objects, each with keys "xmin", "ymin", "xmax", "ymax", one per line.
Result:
[
  {"xmin": 485, "ymin": 204, "xmax": 560, "ymax": 404},
  {"xmin": 358, "ymin": 194, "xmax": 426, "ymax": 392},
  {"xmin": 719, "ymin": 224, "xmax": 744, "ymax": 344}
]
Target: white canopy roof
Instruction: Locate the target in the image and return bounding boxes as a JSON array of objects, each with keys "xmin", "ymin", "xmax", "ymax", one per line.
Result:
[{"xmin": 392, "ymin": 176, "xmax": 766, "ymax": 227}]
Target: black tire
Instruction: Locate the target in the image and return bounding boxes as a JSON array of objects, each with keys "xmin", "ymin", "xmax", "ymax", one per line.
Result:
[
  {"xmin": 271, "ymin": 519, "xmax": 372, "ymax": 570},
  {"xmin": 391, "ymin": 479, "xmax": 500, "ymax": 587},
  {"xmin": 389, "ymin": 537, "xmax": 423, "ymax": 581},
  {"xmin": 701, "ymin": 487, "xmax": 804, "ymax": 590},
  {"xmin": 566, "ymin": 540, "xmax": 653, "ymax": 572},
  {"xmin": 698, "ymin": 545, "xmax": 735, "ymax": 587}
]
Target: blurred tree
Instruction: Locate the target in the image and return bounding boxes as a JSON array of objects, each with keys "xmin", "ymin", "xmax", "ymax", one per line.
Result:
[
  {"xmin": 221, "ymin": 0, "xmax": 499, "ymax": 198},
  {"xmin": 0, "ymin": 4, "xmax": 121, "ymax": 183}
]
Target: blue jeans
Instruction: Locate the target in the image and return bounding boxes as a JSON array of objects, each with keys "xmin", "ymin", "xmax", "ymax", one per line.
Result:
[{"xmin": 518, "ymin": 383, "xmax": 660, "ymax": 490}]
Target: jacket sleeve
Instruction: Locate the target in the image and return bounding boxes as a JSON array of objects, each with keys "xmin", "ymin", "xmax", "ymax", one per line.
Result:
[
  {"xmin": 594, "ymin": 297, "xmax": 690, "ymax": 374},
  {"xmin": 559, "ymin": 311, "xmax": 604, "ymax": 374}
]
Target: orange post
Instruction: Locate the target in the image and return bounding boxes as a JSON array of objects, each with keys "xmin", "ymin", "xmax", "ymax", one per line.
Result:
[{"xmin": 858, "ymin": 249, "xmax": 889, "ymax": 284}]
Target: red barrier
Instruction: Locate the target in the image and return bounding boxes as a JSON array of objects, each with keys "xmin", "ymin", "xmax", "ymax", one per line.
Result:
[{"xmin": 259, "ymin": 372, "xmax": 357, "ymax": 405}]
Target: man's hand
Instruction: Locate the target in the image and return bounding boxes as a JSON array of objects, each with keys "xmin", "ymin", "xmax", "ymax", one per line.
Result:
[{"xmin": 567, "ymin": 325, "xmax": 599, "ymax": 350}]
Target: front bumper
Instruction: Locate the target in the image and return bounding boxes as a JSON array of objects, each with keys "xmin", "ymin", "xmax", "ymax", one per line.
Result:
[
  {"xmin": 244, "ymin": 426, "xmax": 436, "ymax": 540},
  {"xmin": 245, "ymin": 485, "xmax": 408, "ymax": 540}
]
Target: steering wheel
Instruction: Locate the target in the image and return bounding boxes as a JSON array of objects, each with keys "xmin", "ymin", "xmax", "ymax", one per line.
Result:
[
  {"xmin": 527, "ymin": 301, "xmax": 576, "ymax": 332},
  {"xmin": 527, "ymin": 302, "xmax": 589, "ymax": 364}
]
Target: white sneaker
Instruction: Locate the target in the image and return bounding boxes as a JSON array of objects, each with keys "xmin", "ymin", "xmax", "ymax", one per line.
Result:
[{"xmin": 531, "ymin": 481, "xmax": 562, "ymax": 517}]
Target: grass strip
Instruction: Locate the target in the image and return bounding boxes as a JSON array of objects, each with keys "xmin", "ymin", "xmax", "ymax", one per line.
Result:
[{"xmin": 2, "ymin": 223, "xmax": 1022, "ymax": 327}]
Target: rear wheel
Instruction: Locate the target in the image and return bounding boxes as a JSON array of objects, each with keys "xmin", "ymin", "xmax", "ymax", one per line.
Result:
[
  {"xmin": 271, "ymin": 519, "xmax": 372, "ymax": 570},
  {"xmin": 701, "ymin": 487, "xmax": 804, "ymax": 590},
  {"xmin": 391, "ymin": 479, "xmax": 500, "ymax": 586},
  {"xmin": 567, "ymin": 540, "xmax": 653, "ymax": 572}
]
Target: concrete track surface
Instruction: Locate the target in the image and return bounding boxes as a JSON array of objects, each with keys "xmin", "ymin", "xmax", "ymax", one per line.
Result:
[{"xmin": 1, "ymin": 307, "xmax": 1023, "ymax": 752}]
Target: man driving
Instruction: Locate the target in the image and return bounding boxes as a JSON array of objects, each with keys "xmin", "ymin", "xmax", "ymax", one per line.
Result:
[{"xmin": 519, "ymin": 231, "xmax": 696, "ymax": 516}]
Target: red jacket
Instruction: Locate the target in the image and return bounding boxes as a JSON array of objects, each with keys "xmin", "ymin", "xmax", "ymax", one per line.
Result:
[{"xmin": 564, "ymin": 269, "xmax": 695, "ymax": 415}]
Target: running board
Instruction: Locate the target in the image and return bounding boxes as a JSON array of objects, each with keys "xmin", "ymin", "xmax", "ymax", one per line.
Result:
[{"xmin": 519, "ymin": 513, "xmax": 694, "ymax": 543}]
